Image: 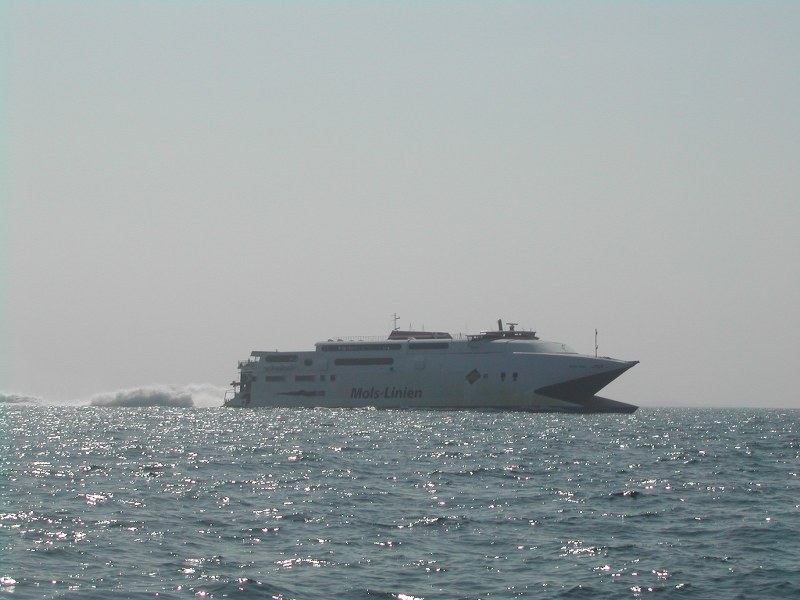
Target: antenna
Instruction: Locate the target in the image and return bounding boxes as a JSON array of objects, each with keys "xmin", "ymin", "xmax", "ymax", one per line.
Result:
[
  {"xmin": 595, "ymin": 329, "xmax": 598, "ymax": 357},
  {"xmin": 392, "ymin": 312, "xmax": 400, "ymax": 331}
]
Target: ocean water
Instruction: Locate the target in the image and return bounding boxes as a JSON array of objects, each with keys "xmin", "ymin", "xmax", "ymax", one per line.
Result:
[{"xmin": 1, "ymin": 405, "xmax": 799, "ymax": 599}]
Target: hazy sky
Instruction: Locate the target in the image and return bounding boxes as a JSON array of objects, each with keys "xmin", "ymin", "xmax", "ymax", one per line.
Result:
[{"xmin": 3, "ymin": 2, "xmax": 799, "ymax": 408}]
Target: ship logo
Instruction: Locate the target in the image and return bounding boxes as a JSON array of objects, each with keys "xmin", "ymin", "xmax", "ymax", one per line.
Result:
[{"xmin": 465, "ymin": 368, "xmax": 481, "ymax": 385}]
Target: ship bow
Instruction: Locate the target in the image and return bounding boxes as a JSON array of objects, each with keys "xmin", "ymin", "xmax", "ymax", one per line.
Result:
[{"xmin": 534, "ymin": 360, "xmax": 639, "ymax": 413}]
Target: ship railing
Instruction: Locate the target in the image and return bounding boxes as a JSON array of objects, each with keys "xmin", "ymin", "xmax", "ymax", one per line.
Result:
[
  {"xmin": 325, "ymin": 335, "xmax": 391, "ymax": 342},
  {"xmin": 327, "ymin": 333, "xmax": 470, "ymax": 342},
  {"xmin": 238, "ymin": 357, "xmax": 260, "ymax": 368}
]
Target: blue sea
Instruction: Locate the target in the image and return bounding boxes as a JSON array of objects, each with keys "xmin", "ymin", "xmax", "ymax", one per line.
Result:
[{"xmin": 1, "ymin": 405, "xmax": 799, "ymax": 599}]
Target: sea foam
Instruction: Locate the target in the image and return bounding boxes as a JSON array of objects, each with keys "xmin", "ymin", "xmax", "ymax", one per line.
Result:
[
  {"xmin": 0, "ymin": 393, "xmax": 43, "ymax": 405},
  {"xmin": 87, "ymin": 383, "xmax": 226, "ymax": 408}
]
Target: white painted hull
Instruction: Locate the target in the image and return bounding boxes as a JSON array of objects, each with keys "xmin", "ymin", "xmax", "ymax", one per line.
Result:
[{"xmin": 224, "ymin": 331, "xmax": 638, "ymax": 413}]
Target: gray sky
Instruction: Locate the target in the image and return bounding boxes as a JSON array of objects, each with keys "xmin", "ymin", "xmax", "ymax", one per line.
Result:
[{"xmin": 3, "ymin": 2, "xmax": 799, "ymax": 408}]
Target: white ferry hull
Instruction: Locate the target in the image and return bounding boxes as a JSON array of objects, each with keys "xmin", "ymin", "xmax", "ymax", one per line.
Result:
[{"xmin": 224, "ymin": 328, "xmax": 638, "ymax": 413}]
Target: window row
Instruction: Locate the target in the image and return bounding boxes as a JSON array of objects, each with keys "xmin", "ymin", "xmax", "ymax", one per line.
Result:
[
  {"xmin": 263, "ymin": 371, "xmax": 521, "ymax": 383},
  {"xmin": 319, "ymin": 342, "xmax": 450, "ymax": 352},
  {"xmin": 266, "ymin": 374, "xmax": 338, "ymax": 383}
]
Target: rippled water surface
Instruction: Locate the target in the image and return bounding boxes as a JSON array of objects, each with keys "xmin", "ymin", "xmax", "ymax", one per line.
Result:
[{"xmin": 2, "ymin": 407, "xmax": 799, "ymax": 598}]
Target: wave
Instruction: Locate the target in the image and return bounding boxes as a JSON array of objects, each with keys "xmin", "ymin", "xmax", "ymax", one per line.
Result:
[
  {"xmin": 88, "ymin": 383, "xmax": 227, "ymax": 408},
  {"xmin": 0, "ymin": 393, "xmax": 43, "ymax": 405}
]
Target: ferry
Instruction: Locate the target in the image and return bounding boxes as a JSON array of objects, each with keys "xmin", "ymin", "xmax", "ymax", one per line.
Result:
[{"xmin": 223, "ymin": 320, "xmax": 638, "ymax": 413}]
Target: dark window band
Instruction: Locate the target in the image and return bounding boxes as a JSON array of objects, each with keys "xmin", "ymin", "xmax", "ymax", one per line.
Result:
[
  {"xmin": 321, "ymin": 344, "xmax": 402, "ymax": 352},
  {"xmin": 264, "ymin": 354, "xmax": 299, "ymax": 363},
  {"xmin": 334, "ymin": 357, "xmax": 394, "ymax": 366}
]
